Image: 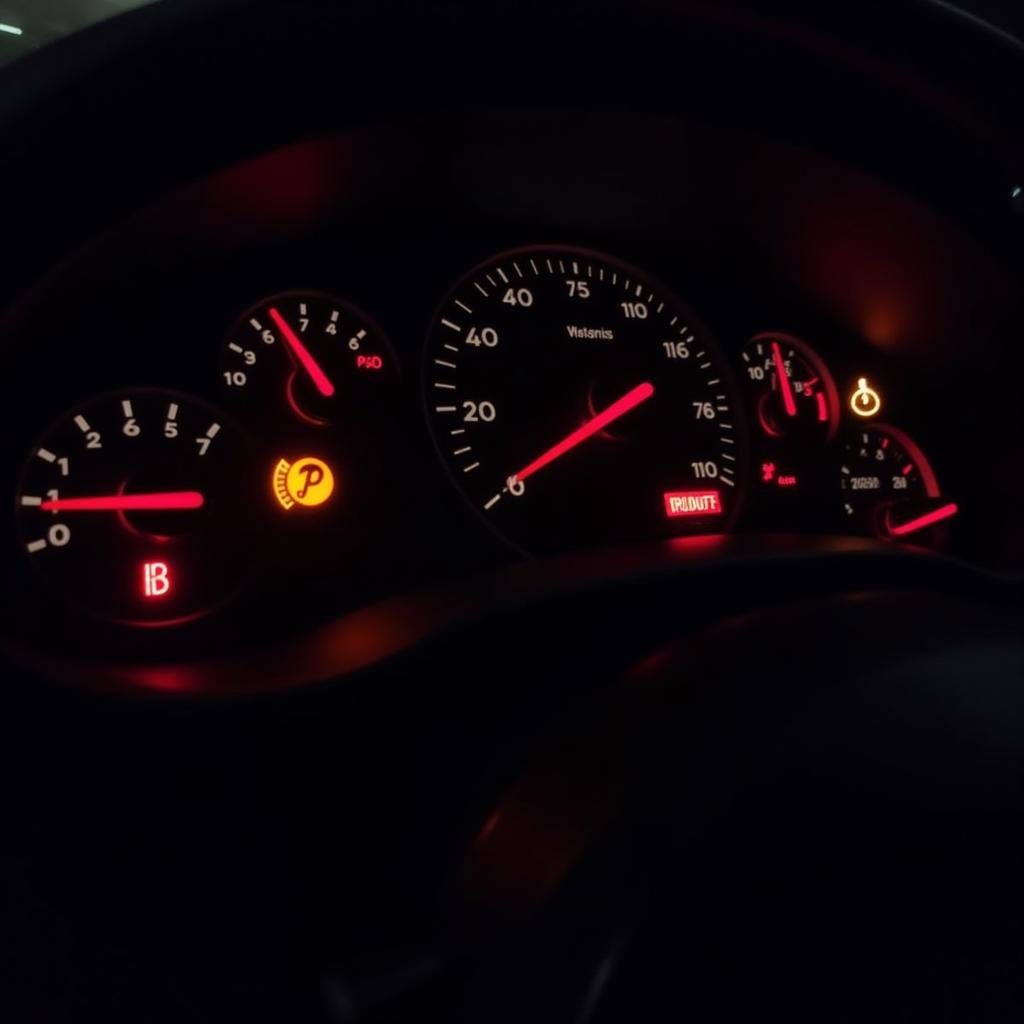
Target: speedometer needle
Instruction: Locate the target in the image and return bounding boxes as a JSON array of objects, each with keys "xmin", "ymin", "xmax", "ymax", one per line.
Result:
[
  {"xmin": 40, "ymin": 492, "xmax": 205, "ymax": 512},
  {"xmin": 511, "ymin": 381, "xmax": 655, "ymax": 484},
  {"xmin": 772, "ymin": 341, "xmax": 797, "ymax": 417},
  {"xmin": 268, "ymin": 306, "xmax": 336, "ymax": 398}
]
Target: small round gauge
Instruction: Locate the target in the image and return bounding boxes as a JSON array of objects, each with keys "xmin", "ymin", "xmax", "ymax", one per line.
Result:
[
  {"xmin": 740, "ymin": 332, "xmax": 840, "ymax": 442},
  {"xmin": 15, "ymin": 390, "xmax": 251, "ymax": 625},
  {"xmin": 839, "ymin": 424, "xmax": 957, "ymax": 545},
  {"xmin": 220, "ymin": 291, "xmax": 397, "ymax": 428},
  {"xmin": 423, "ymin": 246, "xmax": 745, "ymax": 554}
]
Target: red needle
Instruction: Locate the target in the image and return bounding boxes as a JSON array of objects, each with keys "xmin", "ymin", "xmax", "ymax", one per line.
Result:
[
  {"xmin": 887, "ymin": 502, "xmax": 958, "ymax": 537},
  {"xmin": 268, "ymin": 306, "xmax": 336, "ymax": 398},
  {"xmin": 512, "ymin": 382, "xmax": 655, "ymax": 484},
  {"xmin": 40, "ymin": 492, "xmax": 205, "ymax": 512},
  {"xmin": 772, "ymin": 341, "xmax": 797, "ymax": 417}
]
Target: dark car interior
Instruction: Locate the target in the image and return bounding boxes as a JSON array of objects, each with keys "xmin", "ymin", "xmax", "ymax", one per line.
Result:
[{"xmin": 1, "ymin": 1, "xmax": 1022, "ymax": 1020}]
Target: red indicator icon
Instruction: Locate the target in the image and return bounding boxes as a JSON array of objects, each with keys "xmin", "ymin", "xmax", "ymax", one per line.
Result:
[
  {"xmin": 663, "ymin": 490, "xmax": 722, "ymax": 518},
  {"xmin": 143, "ymin": 561, "xmax": 171, "ymax": 598},
  {"xmin": 760, "ymin": 463, "xmax": 798, "ymax": 488},
  {"xmin": 356, "ymin": 354, "xmax": 383, "ymax": 371}
]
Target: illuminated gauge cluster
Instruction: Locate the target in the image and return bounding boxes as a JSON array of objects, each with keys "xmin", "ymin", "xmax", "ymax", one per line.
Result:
[
  {"xmin": 737, "ymin": 330, "xmax": 956, "ymax": 546},
  {"xmin": 218, "ymin": 291, "xmax": 402, "ymax": 544},
  {"xmin": 14, "ymin": 290, "xmax": 402, "ymax": 628},
  {"xmin": 10, "ymin": 248, "xmax": 959, "ymax": 633}
]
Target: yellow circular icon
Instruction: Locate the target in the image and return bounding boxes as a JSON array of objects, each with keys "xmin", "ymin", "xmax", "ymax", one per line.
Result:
[
  {"xmin": 273, "ymin": 456, "xmax": 335, "ymax": 509},
  {"xmin": 849, "ymin": 377, "xmax": 882, "ymax": 418}
]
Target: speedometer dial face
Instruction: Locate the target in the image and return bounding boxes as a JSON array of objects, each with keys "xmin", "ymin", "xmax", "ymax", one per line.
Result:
[{"xmin": 424, "ymin": 247, "xmax": 745, "ymax": 554}]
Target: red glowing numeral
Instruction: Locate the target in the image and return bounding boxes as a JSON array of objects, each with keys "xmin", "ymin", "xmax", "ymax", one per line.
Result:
[
  {"xmin": 356, "ymin": 354, "xmax": 383, "ymax": 370},
  {"xmin": 663, "ymin": 490, "xmax": 723, "ymax": 518},
  {"xmin": 143, "ymin": 561, "xmax": 171, "ymax": 598}
]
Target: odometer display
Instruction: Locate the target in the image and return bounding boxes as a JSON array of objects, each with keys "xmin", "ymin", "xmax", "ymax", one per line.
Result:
[{"xmin": 424, "ymin": 246, "xmax": 745, "ymax": 554}]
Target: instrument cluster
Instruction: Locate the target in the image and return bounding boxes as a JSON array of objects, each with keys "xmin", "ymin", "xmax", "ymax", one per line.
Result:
[
  {"xmin": 7, "ymin": 242, "xmax": 962, "ymax": 629},
  {"xmin": 0, "ymin": 121, "xmax": 1017, "ymax": 653}
]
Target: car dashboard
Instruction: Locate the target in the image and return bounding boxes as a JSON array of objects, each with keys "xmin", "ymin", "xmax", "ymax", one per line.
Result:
[
  {"xmin": 1, "ymin": 107, "xmax": 1021, "ymax": 678},
  {"xmin": 0, "ymin": 2, "xmax": 1023, "ymax": 1021}
]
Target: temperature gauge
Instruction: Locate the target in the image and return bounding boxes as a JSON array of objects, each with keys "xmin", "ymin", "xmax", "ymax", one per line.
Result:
[
  {"xmin": 220, "ymin": 291, "xmax": 397, "ymax": 429},
  {"xmin": 740, "ymin": 332, "xmax": 840, "ymax": 442}
]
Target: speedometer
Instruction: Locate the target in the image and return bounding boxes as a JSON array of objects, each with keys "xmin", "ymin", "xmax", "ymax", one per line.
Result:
[{"xmin": 424, "ymin": 246, "xmax": 745, "ymax": 554}]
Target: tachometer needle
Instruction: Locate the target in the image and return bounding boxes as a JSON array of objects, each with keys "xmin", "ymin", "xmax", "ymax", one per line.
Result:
[
  {"xmin": 886, "ymin": 501, "xmax": 958, "ymax": 537},
  {"xmin": 512, "ymin": 381, "xmax": 655, "ymax": 484},
  {"xmin": 268, "ymin": 306, "xmax": 336, "ymax": 398},
  {"xmin": 40, "ymin": 492, "xmax": 206, "ymax": 512},
  {"xmin": 772, "ymin": 341, "xmax": 797, "ymax": 417}
]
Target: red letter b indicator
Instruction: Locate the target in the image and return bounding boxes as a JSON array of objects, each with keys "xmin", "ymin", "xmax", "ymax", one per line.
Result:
[{"xmin": 143, "ymin": 561, "xmax": 171, "ymax": 598}]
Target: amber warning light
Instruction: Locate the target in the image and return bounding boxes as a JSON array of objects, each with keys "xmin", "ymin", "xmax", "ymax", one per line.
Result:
[
  {"xmin": 663, "ymin": 490, "xmax": 723, "ymax": 518},
  {"xmin": 273, "ymin": 456, "xmax": 336, "ymax": 510}
]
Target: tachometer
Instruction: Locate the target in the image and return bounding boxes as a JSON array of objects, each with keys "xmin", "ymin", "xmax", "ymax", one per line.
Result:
[
  {"xmin": 220, "ymin": 291, "xmax": 397, "ymax": 428},
  {"xmin": 423, "ymin": 246, "xmax": 745, "ymax": 554}
]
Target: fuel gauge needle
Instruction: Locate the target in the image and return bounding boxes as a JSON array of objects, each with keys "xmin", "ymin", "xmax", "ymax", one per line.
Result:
[
  {"xmin": 886, "ymin": 501, "xmax": 958, "ymax": 537},
  {"xmin": 40, "ymin": 492, "xmax": 205, "ymax": 512},
  {"xmin": 511, "ymin": 381, "xmax": 655, "ymax": 485},
  {"xmin": 268, "ymin": 306, "xmax": 336, "ymax": 398}
]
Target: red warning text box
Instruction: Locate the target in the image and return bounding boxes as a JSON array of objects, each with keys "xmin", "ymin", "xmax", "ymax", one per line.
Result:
[{"xmin": 663, "ymin": 490, "xmax": 723, "ymax": 518}]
